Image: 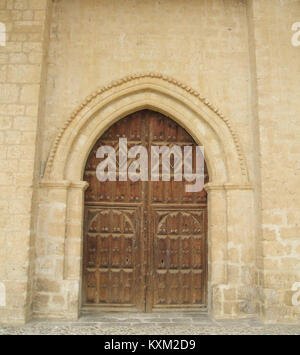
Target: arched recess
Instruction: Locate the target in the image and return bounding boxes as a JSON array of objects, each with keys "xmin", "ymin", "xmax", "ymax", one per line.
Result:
[
  {"xmin": 37, "ymin": 73, "xmax": 255, "ymax": 320},
  {"xmin": 43, "ymin": 73, "xmax": 249, "ymax": 184}
]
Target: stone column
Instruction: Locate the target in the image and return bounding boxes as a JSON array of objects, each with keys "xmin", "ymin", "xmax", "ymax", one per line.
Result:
[
  {"xmin": 33, "ymin": 180, "xmax": 88, "ymax": 320},
  {"xmin": 33, "ymin": 181, "xmax": 70, "ymax": 319},
  {"xmin": 224, "ymin": 185, "xmax": 256, "ymax": 318},
  {"xmin": 206, "ymin": 183, "xmax": 255, "ymax": 319},
  {"xmin": 205, "ymin": 184, "xmax": 228, "ymax": 318},
  {"xmin": 63, "ymin": 181, "xmax": 89, "ymax": 320}
]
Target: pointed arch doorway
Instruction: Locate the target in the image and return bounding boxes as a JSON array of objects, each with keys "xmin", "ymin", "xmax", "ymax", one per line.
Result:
[{"xmin": 82, "ymin": 109, "xmax": 208, "ymax": 312}]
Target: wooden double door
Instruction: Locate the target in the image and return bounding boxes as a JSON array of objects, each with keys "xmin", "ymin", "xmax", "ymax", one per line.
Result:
[{"xmin": 83, "ymin": 110, "xmax": 208, "ymax": 312}]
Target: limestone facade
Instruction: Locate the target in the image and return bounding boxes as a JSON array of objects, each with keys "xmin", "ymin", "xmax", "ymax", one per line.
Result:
[{"xmin": 0, "ymin": 0, "xmax": 299, "ymax": 324}]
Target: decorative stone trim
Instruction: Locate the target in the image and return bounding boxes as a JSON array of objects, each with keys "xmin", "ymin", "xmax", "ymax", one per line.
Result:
[
  {"xmin": 70, "ymin": 181, "xmax": 89, "ymax": 191},
  {"xmin": 205, "ymin": 183, "xmax": 253, "ymax": 191},
  {"xmin": 40, "ymin": 180, "xmax": 89, "ymax": 191},
  {"xmin": 224, "ymin": 183, "xmax": 253, "ymax": 191},
  {"xmin": 204, "ymin": 183, "xmax": 226, "ymax": 191},
  {"xmin": 45, "ymin": 72, "xmax": 248, "ymax": 178},
  {"xmin": 40, "ymin": 180, "xmax": 71, "ymax": 189}
]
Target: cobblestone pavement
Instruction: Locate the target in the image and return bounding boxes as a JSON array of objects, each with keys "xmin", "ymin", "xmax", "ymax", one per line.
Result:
[{"xmin": 1, "ymin": 313, "xmax": 300, "ymax": 335}]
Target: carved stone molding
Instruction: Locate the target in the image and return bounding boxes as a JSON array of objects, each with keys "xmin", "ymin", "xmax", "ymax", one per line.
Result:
[
  {"xmin": 45, "ymin": 72, "xmax": 248, "ymax": 178},
  {"xmin": 40, "ymin": 180, "xmax": 89, "ymax": 191},
  {"xmin": 205, "ymin": 183, "xmax": 253, "ymax": 191},
  {"xmin": 70, "ymin": 181, "xmax": 89, "ymax": 191},
  {"xmin": 39, "ymin": 180, "xmax": 71, "ymax": 189}
]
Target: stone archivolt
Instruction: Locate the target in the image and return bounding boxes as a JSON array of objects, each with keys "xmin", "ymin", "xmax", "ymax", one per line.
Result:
[{"xmin": 45, "ymin": 72, "xmax": 248, "ymax": 180}]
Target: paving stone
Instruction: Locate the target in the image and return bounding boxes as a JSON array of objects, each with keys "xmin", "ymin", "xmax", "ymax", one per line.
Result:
[
  {"xmin": 170, "ymin": 318, "xmax": 193, "ymax": 323},
  {"xmin": 147, "ymin": 318, "xmax": 172, "ymax": 323},
  {"xmin": 1, "ymin": 313, "xmax": 300, "ymax": 335},
  {"xmin": 191, "ymin": 319, "xmax": 216, "ymax": 325},
  {"xmin": 98, "ymin": 323, "xmax": 135, "ymax": 327}
]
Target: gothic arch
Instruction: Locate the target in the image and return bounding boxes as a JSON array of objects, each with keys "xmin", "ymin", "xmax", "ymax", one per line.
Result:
[
  {"xmin": 43, "ymin": 72, "xmax": 249, "ymax": 186},
  {"xmin": 37, "ymin": 73, "xmax": 254, "ymax": 320}
]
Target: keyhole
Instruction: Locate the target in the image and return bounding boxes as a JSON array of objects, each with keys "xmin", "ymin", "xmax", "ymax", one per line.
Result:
[
  {"xmin": 161, "ymin": 259, "xmax": 164, "ymax": 265},
  {"xmin": 126, "ymin": 258, "xmax": 129, "ymax": 264}
]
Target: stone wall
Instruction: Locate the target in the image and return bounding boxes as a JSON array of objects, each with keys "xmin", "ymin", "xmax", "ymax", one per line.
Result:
[
  {"xmin": 248, "ymin": 0, "xmax": 300, "ymax": 323},
  {"xmin": 41, "ymin": 0, "xmax": 253, "ymax": 174},
  {"xmin": 34, "ymin": 0, "xmax": 256, "ymax": 321},
  {"xmin": 0, "ymin": 0, "xmax": 51, "ymax": 324},
  {"xmin": 0, "ymin": 0, "xmax": 299, "ymax": 325}
]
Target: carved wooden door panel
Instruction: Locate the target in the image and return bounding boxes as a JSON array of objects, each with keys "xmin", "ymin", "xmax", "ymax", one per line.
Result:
[
  {"xmin": 83, "ymin": 112, "xmax": 147, "ymax": 311},
  {"xmin": 146, "ymin": 112, "xmax": 208, "ymax": 310},
  {"xmin": 83, "ymin": 110, "xmax": 208, "ymax": 312}
]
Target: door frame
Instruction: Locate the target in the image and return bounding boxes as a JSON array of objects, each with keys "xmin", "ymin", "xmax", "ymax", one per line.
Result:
[
  {"xmin": 81, "ymin": 110, "xmax": 209, "ymax": 312},
  {"xmin": 37, "ymin": 73, "xmax": 254, "ymax": 320}
]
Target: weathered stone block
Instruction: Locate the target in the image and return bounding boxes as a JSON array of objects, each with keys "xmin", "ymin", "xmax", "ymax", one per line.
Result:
[{"xmin": 36, "ymin": 279, "xmax": 60, "ymax": 293}]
